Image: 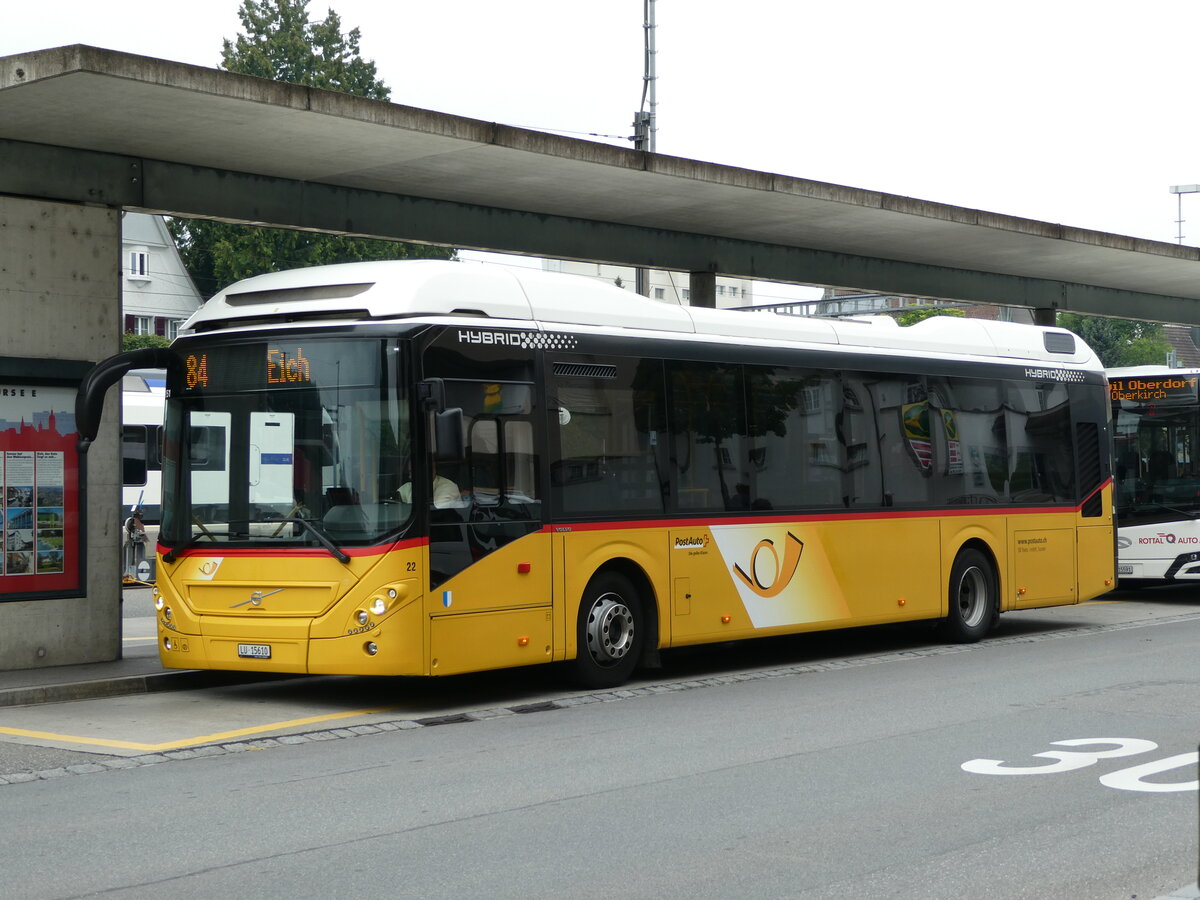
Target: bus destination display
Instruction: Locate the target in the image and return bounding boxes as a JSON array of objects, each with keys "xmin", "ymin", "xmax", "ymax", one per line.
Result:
[
  {"xmin": 176, "ymin": 341, "xmax": 376, "ymax": 393},
  {"xmin": 1109, "ymin": 374, "xmax": 1199, "ymax": 405}
]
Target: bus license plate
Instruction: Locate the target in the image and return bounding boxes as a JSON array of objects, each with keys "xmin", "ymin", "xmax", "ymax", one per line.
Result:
[
  {"xmin": 1116, "ymin": 564, "xmax": 1133, "ymax": 575},
  {"xmin": 237, "ymin": 643, "xmax": 271, "ymax": 659}
]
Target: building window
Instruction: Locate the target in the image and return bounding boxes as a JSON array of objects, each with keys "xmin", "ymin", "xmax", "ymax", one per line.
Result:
[
  {"xmin": 131, "ymin": 316, "xmax": 152, "ymax": 335},
  {"xmin": 728, "ymin": 286, "xmax": 739, "ymax": 298},
  {"xmin": 682, "ymin": 289, "xmax": 690, "ymax": 301},
  {"xmin": 717, "ymin": 285, "xmax": 726, "ymax": 296},
  {"xmin": 654, "ymin": 288, "xmax": 665, "ymax": 300},
  {"xmin": 128, "ymin": 251, "xmax": 149, "ymax": 278},
  {"xmin": 167, "ymin": 319, "xmax": 185, "ymax": 340}
]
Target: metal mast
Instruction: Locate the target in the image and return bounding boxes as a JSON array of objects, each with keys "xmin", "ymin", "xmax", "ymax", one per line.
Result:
[
  {"xmin": 633, "ymin": 0, "xmax": 657, "ymax": 153},
  {"xmin": 634, "ymin": 0, "xmax": 657, "ymax": 296}
]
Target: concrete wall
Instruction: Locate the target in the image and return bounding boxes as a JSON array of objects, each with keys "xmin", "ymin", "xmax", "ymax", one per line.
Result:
[{"xmin": 0, "ymin": 195, "xmax": 122, "ymax": 670}]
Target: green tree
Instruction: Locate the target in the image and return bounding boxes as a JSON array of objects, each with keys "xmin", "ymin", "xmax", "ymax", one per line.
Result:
[
  {"xmin": 1056, "ymin": 313, "xmax": 1171, "ymax": 367},
  {"xmin": 895, "ymin": 307, "xmax": 966, "ymax": 326},
  {"xmin": 169, "ymin": 0, "xmax": 453, "ymax": 298},
  {"xmin": 122, "ymin": 333, "xmax": 170, "ymax": 352}
]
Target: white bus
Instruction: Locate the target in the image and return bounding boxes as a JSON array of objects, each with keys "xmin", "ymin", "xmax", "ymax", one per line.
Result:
[
  {"xmin": 121, "ymin": 369, "xmax": 165, "ymax": 524},
  {"xmin": 1109, "ymin": 366, "xmax": 1200, "ymax": 582}
]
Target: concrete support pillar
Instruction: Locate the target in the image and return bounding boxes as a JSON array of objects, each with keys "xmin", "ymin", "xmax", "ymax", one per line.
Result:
[
  {"xmin": 0, "ymin": 195, "xmax": 121, "ymax": 671},
  {"xmin": 1032, "ymin": 307, "xmax": 1057, "ymax": 327},
  {"xmin": 689, "ymin": 271, "xmax": 716, "ymax": 308}
]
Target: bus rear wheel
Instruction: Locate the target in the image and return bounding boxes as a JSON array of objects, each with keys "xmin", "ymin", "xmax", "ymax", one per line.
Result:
[
  {"xmin": 573, "ymin": 571, "xmax": 644, "ymax": 689},
  {"xmin": 941, "ymin": 548, "xmax": 997, "ymax": 643}
]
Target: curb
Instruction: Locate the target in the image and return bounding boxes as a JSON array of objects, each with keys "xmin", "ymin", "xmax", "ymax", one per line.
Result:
[{"xmin": 0, "ymin": 670, "xmax": 290, "ymax": 709}]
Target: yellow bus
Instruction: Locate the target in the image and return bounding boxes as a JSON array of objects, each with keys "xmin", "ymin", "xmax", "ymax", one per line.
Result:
[{"xmin": 78, "ymin": 261, "xmax": 1115, "ymax": 688}]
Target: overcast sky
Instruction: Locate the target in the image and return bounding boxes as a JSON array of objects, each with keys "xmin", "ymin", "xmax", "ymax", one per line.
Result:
[{"xmin": 6, "ymin": 1, "xmax": 1200, "ymax": 301}]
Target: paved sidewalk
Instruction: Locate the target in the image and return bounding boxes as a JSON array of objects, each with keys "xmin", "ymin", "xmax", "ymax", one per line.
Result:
[
  {"xmin": 0, "ymin": 652, "xmax": 268, "ymax": 708},
  {"xmin": 0, "ymin": 585, "xmax": 275, "ymax": 707}
]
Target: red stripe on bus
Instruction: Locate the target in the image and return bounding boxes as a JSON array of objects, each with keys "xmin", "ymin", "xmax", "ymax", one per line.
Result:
[
  {"xmin": 543, "ymin": 490, "xmax": 1112, "ymax": 533},
  {"xmin": 156, "ymin": 536, "xmax": 427, "ymax": 560}
]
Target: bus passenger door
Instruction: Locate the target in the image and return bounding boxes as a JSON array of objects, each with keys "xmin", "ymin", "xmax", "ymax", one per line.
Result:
[
  {"xmin": 423, "ymin": 378, "xmax": 553, "ymax": 675},
  {"xmin": 426, "ymin": 381, "xmax": 549, "ymax": 610}
]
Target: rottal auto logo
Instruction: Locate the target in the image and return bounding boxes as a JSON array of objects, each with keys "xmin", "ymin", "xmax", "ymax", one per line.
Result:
[{"xmin": 732, "ymin": 532, "xmax": 803, "ymax": 598}]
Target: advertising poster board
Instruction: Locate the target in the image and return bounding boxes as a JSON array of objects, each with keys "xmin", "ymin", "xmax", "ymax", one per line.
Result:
[{"xmin": 0, "ymin": 380, "xmax": 82, "ymax": 600}]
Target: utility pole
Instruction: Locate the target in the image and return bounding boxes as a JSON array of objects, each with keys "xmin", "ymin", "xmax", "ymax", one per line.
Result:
[
  {"xmin": 634, "ymin": 0, "xmax": 657, "ymax": 297},
  {"xmin": 1171, "ymin": 184, "xmax": 1200, "ymax": 245}
]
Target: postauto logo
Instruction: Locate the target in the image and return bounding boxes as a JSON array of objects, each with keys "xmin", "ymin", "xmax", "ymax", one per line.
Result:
[{"xmin": 732, "ymin": 532, "xmax": 804, "ymax": 598}]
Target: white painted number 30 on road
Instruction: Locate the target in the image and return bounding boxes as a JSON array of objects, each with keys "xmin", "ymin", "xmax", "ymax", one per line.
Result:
[{"xmin": 962, "ymin": 739, "xmax": 1198, "ymax": 793}]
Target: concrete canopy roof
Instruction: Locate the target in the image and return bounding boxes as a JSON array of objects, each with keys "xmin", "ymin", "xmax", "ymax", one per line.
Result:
[{"xmin": 3, "ymin": 44, "xmax": 1200, "ymax": 320}]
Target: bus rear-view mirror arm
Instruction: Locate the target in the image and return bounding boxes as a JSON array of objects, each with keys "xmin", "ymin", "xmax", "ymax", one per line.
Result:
[{"xmin": 76, "ymin": 347, "xmax": 175, "ymax": 454}]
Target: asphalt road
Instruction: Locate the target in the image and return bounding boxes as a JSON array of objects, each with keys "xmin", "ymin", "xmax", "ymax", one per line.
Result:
[{"xmin": 0, "ymin": 588, "xmax": 1197, "ymax": 899}]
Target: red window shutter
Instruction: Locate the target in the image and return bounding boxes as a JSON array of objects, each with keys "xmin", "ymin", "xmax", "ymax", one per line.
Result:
[
  {"xmin": 125, "ymin": 314, "xmax": 135, "ymax": 333},
  {"xmin": 154, "ymin": 317, "xmax": 166, "ymax": 336}
]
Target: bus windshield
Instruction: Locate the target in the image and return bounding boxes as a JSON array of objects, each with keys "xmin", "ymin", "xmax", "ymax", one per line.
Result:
[
  {"xmin": 1112, "ymin": 373, "xmax": 1200, "ymax": 527},
  {"xmin": 160, "ymin": 336, "xmax": 409, "ymax": 550}
]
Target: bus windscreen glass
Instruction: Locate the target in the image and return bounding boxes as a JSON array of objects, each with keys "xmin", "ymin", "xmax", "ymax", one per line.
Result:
[
  {"xmin": 160, "ymin": 337, "xmax": 410, "ymax": 547},
  {"xmin": 1111, "ymin": 373, "xmax": 1200, "ymax": 528}
]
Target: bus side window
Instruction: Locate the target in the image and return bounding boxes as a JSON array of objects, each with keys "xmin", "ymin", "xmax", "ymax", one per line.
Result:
[
  {"xmin": 150, "ymin": 425, "xmax": 164, "ymax": 471},
  {"xmin": 668, "ymin": 361, "xmax": 748, "ymax": 513},
  {"xmin": 550, "ymin": 356, "xmax": 665, "ymax": 516},
  {"xmin": 122, "ymin": 425, "xmax": 148, "ymax": 486},
  {"xmin": 505, "ymin": 419, "xmax": 536, "ymax": 501},
  {"xmin": 469, "ymin": 418, "xmax": 501, "ymax": 505}
]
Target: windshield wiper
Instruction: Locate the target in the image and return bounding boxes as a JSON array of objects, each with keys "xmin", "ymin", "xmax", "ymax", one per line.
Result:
[
  {"xmin": 163, "ymin": 518, "xmax": 350, "ymax": 564},
  {"xmin": 162, "ymin": 528, "xmax": 231, "ymax": 563},
  {"xmin": 280, "ymin": 517, "xmax": 350, "ymax": 563}
]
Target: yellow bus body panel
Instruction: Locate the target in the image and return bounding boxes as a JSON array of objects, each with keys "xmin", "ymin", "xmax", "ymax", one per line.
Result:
[
  {"xmin": 429, "ymin": 607, "xmax": 554, "ymax": 676},
  {"xmin": 154, "ymin": 484, "xmax": 1114, "ymax": 676},
  {"xmin": 555, "ymin": 529, "xmax": 670, "ymax": 663},
  {"xmin": 156, "ymin": 543, "xmax": 430, "ymax": 676},
  {"xmin": 425, "ymin": 531, "xmax": 554, "ymax": 676}
]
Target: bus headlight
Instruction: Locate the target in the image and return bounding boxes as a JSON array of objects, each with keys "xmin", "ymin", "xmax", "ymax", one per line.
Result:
[
  {"xmin": 370, "ymin": 597, "xmax": 387, "ymax": 616},
  {"xmin": 365, "ymin": 641, "xmax": 378, "ymax": 656},
  {"xmin": 154, "ymin": 593, "xmax": 165, "ymax": 611},
  {"xmin": 356, "ymin": 610, "xmax": 369, "ymax": 626}
]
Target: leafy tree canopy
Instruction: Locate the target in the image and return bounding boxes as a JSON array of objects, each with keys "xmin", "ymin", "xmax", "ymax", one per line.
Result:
[
  {"xmin": 170, "ymin": 0, "xmax": 453, "ymax": 299},
  {"xmin": 122, "ymin": 333, "xmax": 170, "ymax": 352},
  {"xmin": 1056, "ymin": 313, "xmax": 1171, "ymax": 368},
  {"xmin": 221, "ymin": 0, "xmax": 390, "ymax": 99},
  {"xmin": 895, "ymin": 307, "xmax": 966, "ymax": 327}
]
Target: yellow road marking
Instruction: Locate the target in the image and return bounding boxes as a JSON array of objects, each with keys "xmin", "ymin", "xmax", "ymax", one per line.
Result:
[{"xmin": 0, "ymin": 705, "xmax": 401, "ymax": 752}]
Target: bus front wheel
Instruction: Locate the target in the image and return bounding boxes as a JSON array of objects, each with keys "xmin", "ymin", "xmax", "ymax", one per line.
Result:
[
  {"xmin": 941, "ymin": 548, "xmax": 997, "ymax": 643},
  {"xmin": 573, "ymin": 571, "xmax": 644, "ymax": 689}
]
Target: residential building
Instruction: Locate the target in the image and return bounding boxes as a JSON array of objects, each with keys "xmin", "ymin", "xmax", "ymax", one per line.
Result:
[
  {"xmin": 121, "ymin": 212, "xmax": 203, "ymax": 340},
  {"xmin": 1163, "ymin": 325, "xmax": 1200, "ymax": 367},
  {"xmin": 542, "ymin": 259, "xmax": 753, "ymax": 308},
  {"xmin": 743, "ymin": 287, "xmax": 1036, "ymax": 323}
]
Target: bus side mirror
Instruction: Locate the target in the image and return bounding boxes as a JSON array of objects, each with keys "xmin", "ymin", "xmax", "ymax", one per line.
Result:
[
  {"xmin": 76, "ymin": 347, "xmax": 175, "ymax": 454},
  {"xmin": 434, "ymin": 407, "xmax": 465, "ymax": 463},
  {"xmin": 418, "ymin": 378, "xmax": 447, "ymax": 412}
]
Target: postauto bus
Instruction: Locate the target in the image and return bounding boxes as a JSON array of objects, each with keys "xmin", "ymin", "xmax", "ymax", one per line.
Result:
[{"xmin": 77, "ymin": 261, "xmax": 1115, "ymax": 688}]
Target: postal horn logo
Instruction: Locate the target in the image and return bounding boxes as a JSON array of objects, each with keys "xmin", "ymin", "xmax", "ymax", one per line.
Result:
[{"xmin": 732, "ymin": 532, "xmax": 804, "ymax": 598}]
